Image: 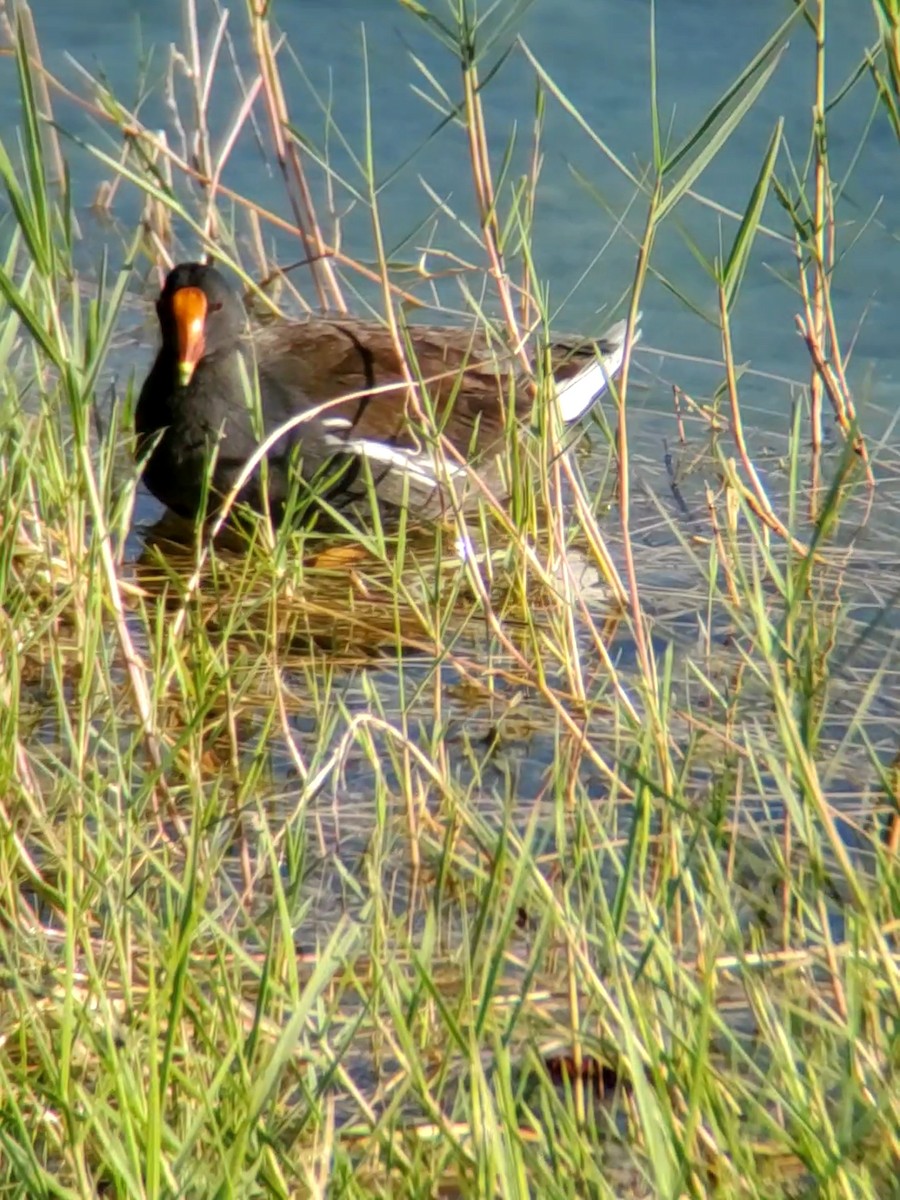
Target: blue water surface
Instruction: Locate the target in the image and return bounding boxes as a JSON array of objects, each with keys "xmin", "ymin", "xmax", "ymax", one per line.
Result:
[{"xmin": 9, "ymin": 0, "xmax": 898, "ymax": 432}]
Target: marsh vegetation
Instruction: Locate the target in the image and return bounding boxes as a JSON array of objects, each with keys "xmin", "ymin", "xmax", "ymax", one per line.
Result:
[{"xmin": 0, "ymin": 1, "xmax": 898, "ymax": 1196}]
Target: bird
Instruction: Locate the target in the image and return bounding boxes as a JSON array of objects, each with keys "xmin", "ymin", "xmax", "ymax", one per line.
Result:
[{"xmin": 135, "ymin": 261, "xmax": 640, "ymax": 523}]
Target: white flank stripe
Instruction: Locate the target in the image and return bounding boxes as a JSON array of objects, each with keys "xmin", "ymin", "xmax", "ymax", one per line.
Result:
[
  {"xmin": 554, "ymin": 315, "xmax": 642, "ymax": 424},
  {"xmin": 325, "ymin": 435, "xmax": 467, "ymax": 488},
  {"xmin": 319, "ymin": 416, "xmax": 352, "ymax": 429}
]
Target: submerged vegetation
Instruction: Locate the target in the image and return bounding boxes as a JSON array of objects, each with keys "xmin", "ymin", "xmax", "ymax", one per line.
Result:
[{"xmin": 0, "ymin": 0, "xmax": 899, "ymax": 1195}]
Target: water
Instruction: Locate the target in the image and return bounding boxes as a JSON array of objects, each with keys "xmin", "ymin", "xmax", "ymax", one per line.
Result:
[
  {"xmin": 13, "ymin": 0, "xmax": 900, "ymax": 415},
  {"xmin": 6, "ymin": 1, "xmax": 900, "ymax": 806}
]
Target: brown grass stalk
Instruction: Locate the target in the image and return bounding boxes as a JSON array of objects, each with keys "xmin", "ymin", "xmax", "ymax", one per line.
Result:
[
  {"xmin": 718, "ymin": 285, "xmax": 812, "ymax": 557},
  {"xmin": 808, "ymin": 0, "xmax": 827, "ymax": 506},
  {"xmin": 247, "ymin": 0, "xmax": 344, "ymax": 310}
]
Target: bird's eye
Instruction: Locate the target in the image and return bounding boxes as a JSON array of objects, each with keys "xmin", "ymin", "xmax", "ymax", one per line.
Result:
[{"xmin": 208, "ymin": 301, "xmax": 223, "ymax": 313}]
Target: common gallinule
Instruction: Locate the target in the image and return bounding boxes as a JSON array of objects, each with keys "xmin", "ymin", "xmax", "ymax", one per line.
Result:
[{"xmin": 136, "ymin": 262, "xmax": 640, "ymax": 521}]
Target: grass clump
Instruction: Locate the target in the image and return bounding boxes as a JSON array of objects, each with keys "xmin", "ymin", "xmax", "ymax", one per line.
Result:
[{"xmin": 0, "ymin": 1, "xmax": 898, "ymax": 1196}]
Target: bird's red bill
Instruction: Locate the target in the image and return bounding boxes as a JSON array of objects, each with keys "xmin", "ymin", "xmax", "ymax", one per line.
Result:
[{"xmin": 171, "ymin": 286, "xmax": 208, "ymax": 386}]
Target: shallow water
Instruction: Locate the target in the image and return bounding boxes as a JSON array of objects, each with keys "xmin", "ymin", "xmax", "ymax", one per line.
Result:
[{"xmin": 7, "ymin": 1, "xmax": 900, "ymax": 850}]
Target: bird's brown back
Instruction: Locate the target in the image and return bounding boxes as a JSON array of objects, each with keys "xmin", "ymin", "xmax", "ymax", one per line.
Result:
[{"xmin": 251, "ymin": 313, "xmax": 596, "ymax": 456}]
